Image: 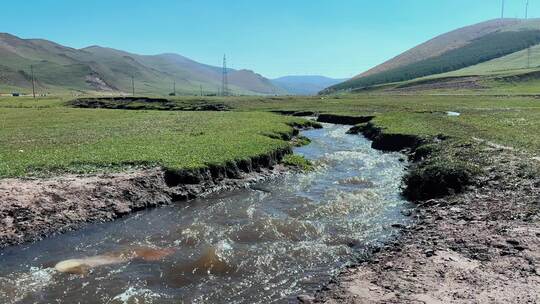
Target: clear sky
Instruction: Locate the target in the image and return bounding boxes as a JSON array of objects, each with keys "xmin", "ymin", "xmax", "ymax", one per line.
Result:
[{"xmin": 0, "ymin": 0, "xmax": 536, "ymax": 79}]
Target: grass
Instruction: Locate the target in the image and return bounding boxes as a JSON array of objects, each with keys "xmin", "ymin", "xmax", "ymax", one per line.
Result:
[
  {"xmin": 282, "ymin": 154, "xmax": 313, "ymax": 171},
  {"xmin": 205, "ymin": 95, "xmax": 540, "ymax": 154},
  {"xmin": 208, "ymin": 93, "xmax": 539, "ymax": 199},
  {"xmin": 403, "ymin": 139, "xmax": 484, "ymax": 200},
  {"xmin": 441, "ymin": 44, "xmax": 540, "ymax": 77},
  {"xmin": 1, "ymin": 93, "xmax": 539, "ymax": 182},
  {"xmin": 0, "ymin": 96, "xmax": 315, "ymax": 177}
]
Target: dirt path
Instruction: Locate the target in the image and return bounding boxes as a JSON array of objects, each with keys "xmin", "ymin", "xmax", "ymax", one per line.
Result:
[{"xmin": 313, "ymin": 147, "xmax": 540, "ymax": 303}]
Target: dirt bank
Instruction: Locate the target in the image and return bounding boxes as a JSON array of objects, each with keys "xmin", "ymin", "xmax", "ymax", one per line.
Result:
[
  {"xmin": 69, "ymin": 97, "xmax": 231, "ymax": 111},
  {"xmin": 317, "ymin": 114, "xmax": 374, "ymax": 126},
  {"xmin": 0, "ymin": 147, "xmax": 292, "ymax": 248},
  {"xmin": 311, "ymin": 139, "xmax": 540, "ymax": 303}
]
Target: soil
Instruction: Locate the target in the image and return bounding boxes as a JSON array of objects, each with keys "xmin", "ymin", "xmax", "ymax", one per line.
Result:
[
  {"xmin": 0, "ymin": 148, "xmax": 291, "ymax": 248},
  {"xmin": 69, "ymin": 97, "xmax": 231, "ymax": 111},
  {"xmin": 317, "ymin": 114, "xmax": 374, "ymax": 126},
  {"xmin": 312, "ymin": 145, "xmax": 540, "ymax": 303}
]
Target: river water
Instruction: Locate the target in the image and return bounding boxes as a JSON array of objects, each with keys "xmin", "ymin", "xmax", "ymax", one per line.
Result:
[{"xmin": 0, "ymin": 124, "xmax": 409, "ymax": 303}]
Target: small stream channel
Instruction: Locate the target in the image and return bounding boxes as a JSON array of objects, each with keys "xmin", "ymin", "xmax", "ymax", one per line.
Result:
[{"xmin": 0, "ymin": 124, "xmax": 410, "ymax": 303}]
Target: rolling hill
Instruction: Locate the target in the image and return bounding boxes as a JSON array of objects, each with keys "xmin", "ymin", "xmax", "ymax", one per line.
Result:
[
  {"xmin": 325, "ymin": 19, "xmax": 540, "ymax": 94},
  {"xmin": 0, "ymin": 33, "xmax": 285, "ymax": 95},
  {"xmin": 271, "ymin": 76, "xmax": 347, "ymax": 95}
]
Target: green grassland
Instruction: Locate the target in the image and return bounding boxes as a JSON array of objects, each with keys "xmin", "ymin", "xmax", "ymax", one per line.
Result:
[
  {"xmin": 1, "ymin": 93, "xmax": 538, "ymax": 180},
  {"xmin": 441, "ymin": 44, "xmax": 540, "ymax": 76},
  {"xmin": 208, "ymin": 95, "xmax": 540, "ymax": 154},
  {"xmin": 0, "ymin": 96, "xmax": 315, "ymax": 177},
  {"xmin": 214, "ymin": 94, "xmax": 539, "ymax": 199}
]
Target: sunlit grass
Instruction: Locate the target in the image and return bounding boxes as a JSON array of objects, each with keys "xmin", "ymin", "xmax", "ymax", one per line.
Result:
[
  {"xmin": 0, "ymin": 100, "xmax": 312, "ymax": 177},
  {"xmin": 1, "ymin": 93, "xmax": 539, "ymax": 178},
  {"xmin": 213, "ymin": 94, "xmax": 540, "ymax": 154}
]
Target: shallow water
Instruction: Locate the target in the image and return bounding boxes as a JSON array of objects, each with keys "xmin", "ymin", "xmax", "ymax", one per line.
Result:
[{"xmin": 0, "ymin": 124, "xmax": 409, "ymax": 303}]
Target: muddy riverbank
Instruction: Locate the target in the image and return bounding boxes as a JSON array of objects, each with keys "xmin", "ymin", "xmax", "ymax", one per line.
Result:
[
  {"xmin": 0, "ymin": 147, "xmax": 291, "ymax": 248},
  {"xmin": 313, "ymin": 142, "xmax": 540, "ymax": 303}
]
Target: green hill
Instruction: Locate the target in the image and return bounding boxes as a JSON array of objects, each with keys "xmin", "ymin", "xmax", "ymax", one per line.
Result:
[
  {"xmin": 325, "ymin": 19, "xmax": 540, "ymax": 93},
  {"xmin": 0, "ymin": 33, "xmax": 285, "ymax": 96},
  {"xmin": 423, "ymin": 43, "xmax": 540, "ymax": 77}
]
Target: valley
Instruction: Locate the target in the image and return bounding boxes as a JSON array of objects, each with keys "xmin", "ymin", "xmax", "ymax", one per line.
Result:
[{"xmin": 1, "ymin": 9, "xmax": 539, "ymax": 304}]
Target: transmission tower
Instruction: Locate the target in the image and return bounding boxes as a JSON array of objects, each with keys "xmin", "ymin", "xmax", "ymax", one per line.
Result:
[{"xmin": 221, "ymin": 54, "xmax": 229, "ymax": 97}]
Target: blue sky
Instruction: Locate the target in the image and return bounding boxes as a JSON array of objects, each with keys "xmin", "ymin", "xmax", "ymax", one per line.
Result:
[{"xmin": 0, "ymin": 0, "xmax": 536, "ymax": 78}]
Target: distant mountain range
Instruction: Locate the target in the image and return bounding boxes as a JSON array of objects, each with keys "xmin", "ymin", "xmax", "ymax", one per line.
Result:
[
  {"xmin": 271, "ymin": 76, "xmax": 347, "ymax": 95},
  {"xmin": 0, "ymin": 33, "xmax": 285, "ymax": 95},
  {"xmin": 325, "ymin": 18, "xmax": 540, "ymax": 93}
]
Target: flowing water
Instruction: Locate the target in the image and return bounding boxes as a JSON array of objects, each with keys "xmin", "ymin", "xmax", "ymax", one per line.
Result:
[{"xmin": 0, "ymin": 124, "xmax": 410, "ymax": 303}]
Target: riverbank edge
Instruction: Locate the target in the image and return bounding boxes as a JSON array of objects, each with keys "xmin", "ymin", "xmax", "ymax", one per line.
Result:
[
  {"xmin": 302, "ymin": 114, "xmax": 540, "ymax": 303},
  {"xmin": 0, "ymin": 123, "xmax": 320, "ymax": 248}
]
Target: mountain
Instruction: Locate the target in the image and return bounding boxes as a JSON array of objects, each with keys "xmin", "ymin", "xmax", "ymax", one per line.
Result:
[
  {"xmin": 0, "ymin": 33, "xmax": 284, "ymax": 95},
  {"xmin": 272, "ymin": 76, "xmax": 347, "ymax": 95},
  {"xmin": 325, "ymin": 19, "xmax": 540, "ymax": 93}
]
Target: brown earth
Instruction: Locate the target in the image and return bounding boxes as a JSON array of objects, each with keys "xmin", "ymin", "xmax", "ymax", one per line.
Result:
[
  {"xmin": 0, "ymin": 147, "xmax": 292, "ymax": 248},
  {"xmin": 311, "ymin": 145, "xmax": 540, "ymax": 303}
]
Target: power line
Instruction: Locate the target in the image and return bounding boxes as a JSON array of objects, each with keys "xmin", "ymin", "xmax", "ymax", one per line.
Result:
[{"xmin": 221, "ymin": 54, "xmax": 229, "ymax": 97}]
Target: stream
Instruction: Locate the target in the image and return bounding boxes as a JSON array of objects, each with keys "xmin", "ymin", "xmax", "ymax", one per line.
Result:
[{"xmin": 0, "ymin": 124, "xmax": 410, "ymax": 303}]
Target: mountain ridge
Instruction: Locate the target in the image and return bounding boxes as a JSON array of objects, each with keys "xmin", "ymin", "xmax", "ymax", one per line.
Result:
[
  {"xmin": 0, "ymin": 33, "xmax": 284, "ymax": 95},
  {"xmin": 326, "ymin": 18, "xmax": 540, "ymax": 93},
  {"xmin": 272, "ymin": 75, "xmax": 346, "ymax": 95}
]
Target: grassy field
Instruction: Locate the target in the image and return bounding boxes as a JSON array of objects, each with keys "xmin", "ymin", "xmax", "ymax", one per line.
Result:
[
  {"xmin": 0, "ymin": 96, "xmax": 314, "ymax": 177},
  {"xmin": 205, "ymin": 95, "xmax": 540, "ymax": 153},
  {"xmin": 207, "ymin": 93, "xmax": 539, "ymax": 199},
  {"xmin": 1, "ymin": 94, "xmax": 538, "ymax": 179}
]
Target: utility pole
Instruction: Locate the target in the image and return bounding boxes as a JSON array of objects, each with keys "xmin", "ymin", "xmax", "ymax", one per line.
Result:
[
  {"xmin": 30, "ymin": 65, "xmax": 36, "ymax": 99},
  {"xmin": 501, "ymin": 0, "xmax": 505, "ymax": 19},
  {"xmin": 221, "ymin": 54, "xmax": 229, "ymax": 97},
  {"xmin": 526, "ymin": 0, "xmax": 530, "ymax": 19},
  {"xmin": 131, "ymin": 76, "xmax": 135, "ymax": 96},
  {"xmin": 173, "ymin": 80, "xmax": 176, "ymax": 96},
  {"xmin": 200, "ymin": 85, "xmax": 203, "ymax": 96}
]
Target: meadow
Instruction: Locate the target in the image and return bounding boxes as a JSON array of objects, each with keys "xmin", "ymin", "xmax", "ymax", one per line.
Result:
[
  {"xmin": 0, "ymin": 96, "xmax": 314, "ymax": 177},
  {"xmin": 213, "ymin": 94, "xmax": 540, "ymax": 153},
  {"xmin": 1, "ymin": 93, "xmax": 539, "ymax": 179}
]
